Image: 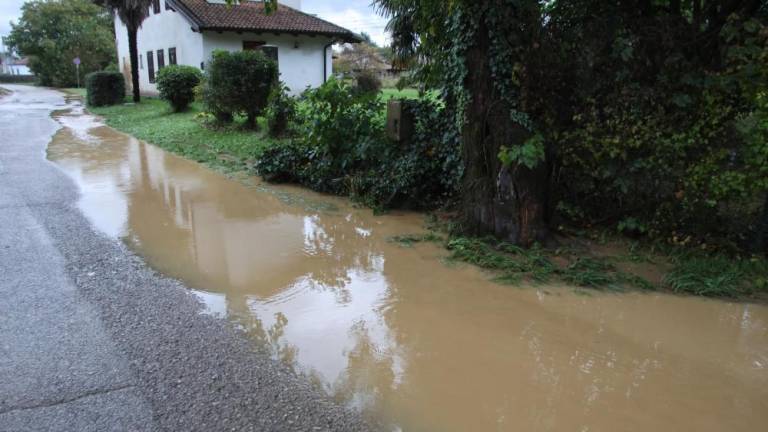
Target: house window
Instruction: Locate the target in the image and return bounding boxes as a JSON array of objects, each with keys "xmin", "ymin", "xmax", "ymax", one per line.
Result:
[
  {"xmin": 242, "ymin": 41, "xmax": 278, "ymax": 63},
  {"xmin": 152, "ymin": 0, "xmax": 160, "ymax": 14},
  {"xmin": 147, "ymin": 51, "xmax": 155, "ymax": 83},
  {"xmin": 157, "ymin": 49, "xmax": 165, "ymax": 70},
  {"xmin": 261, "ymin": 46, "xmax": 279, "ymax": 63},
  {"xmin": 139, "ymin": 54, "xmax": 144, "ymax": 70},
  {"xmin": 169, "ymin": 48, "xmax": 177, "ymax": 65},
  {"xmin": 243, "ymin": 41, "xmax": 266, "ymax": 51}
]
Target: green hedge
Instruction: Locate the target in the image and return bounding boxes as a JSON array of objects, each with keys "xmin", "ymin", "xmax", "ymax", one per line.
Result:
[
  {"xmin": 156, "ymin": 65, "xmax": 202, "ymax": 112},
  {"xmin": 85, "ymin": 71, "xmax": 124, "ymax": 107},
  {"xmin": 0, "ymin": 74, "xmax": 36, "ymax": 84}
]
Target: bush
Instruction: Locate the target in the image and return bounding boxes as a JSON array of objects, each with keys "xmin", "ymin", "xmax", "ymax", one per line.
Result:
[
  {"xmin": 85, "ymin": 71, "xmax": 124, "ymax": 107},
  {"xmin": 354, "ymin": 70, "xmax": 382, "ymax": 95},
  {"xmin": 265, "ymin": 82, "xmax": 297, "ymax": 137},
  {"xmin": 157, "ymin": 65, "xmax": 202, "ymax": 112},
  {"xmin": 202, "ymin": 50, "xmax": 278, "ymax": 127},
  {"xmin": 257, "ymin": 79, "xmax": 461, "ymax": 209},
  {"xmin": 0, "ymin": 74, "xmax": 36, "ymax": 84}
]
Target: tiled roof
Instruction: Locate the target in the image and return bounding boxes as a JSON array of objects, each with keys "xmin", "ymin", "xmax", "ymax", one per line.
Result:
[{"xmin": 168, "ymin": 0, "xmax": 361, "ymax": 42}]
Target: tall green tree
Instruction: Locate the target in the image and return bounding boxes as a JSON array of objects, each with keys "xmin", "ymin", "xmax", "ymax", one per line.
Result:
[
  {"xmin": 5, "ymin": 0, "xmax": 116, "ymax": 87},
  {"xmin": 97, "ymin": 0, "xmax": 152, "ymax": 102}
]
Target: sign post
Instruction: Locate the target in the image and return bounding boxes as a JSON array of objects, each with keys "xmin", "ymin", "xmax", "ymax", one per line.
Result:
[{"xmin": 73, "ymin": 57, "xmax": 81, "ymax": 88}]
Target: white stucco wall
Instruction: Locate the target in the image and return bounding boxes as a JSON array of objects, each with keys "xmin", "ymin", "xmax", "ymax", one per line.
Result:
[
  {"xmin": 7, "ymin": 65, "xmax": 31, "ymax": 76},
  {"xmin": 114, "ymin": 0, "xmax": 333, "ymax": 95},
  {"xmin": 202, "ymin": 32, "xmax": 334, "ymax": 95},
  {"xmin": 115, "ymin": 0, "xmax": 203, "ymax": 95}
]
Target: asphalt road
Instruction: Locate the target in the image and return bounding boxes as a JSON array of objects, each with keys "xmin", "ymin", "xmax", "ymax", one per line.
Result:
[{"xmin": 0, "ymin": 85, "xmax": 374, "ymax": 432}]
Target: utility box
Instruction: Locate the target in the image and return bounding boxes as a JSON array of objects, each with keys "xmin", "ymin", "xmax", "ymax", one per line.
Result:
[{"xmin": 386, "ymin": 99, "xmax": 415, "ymax": 143}]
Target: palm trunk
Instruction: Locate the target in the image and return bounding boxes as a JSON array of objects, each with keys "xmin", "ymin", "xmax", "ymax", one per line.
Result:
[
  {"xmin": 460, "ymin": 5, "xmax": 548, "ymax": 247},
  {"xmin": 127, "ymin": 24, "xmax": 141, "ymax": 103}
]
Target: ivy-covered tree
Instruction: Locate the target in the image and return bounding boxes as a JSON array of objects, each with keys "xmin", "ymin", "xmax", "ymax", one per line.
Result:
[
  {"xmin": 5, "ymin": 0, "xmax": 116, "ymax": 87},
  {"xmin": 375, "ymin": 0, "xmax": 767, "ymax": 250},
  {"xmin": 96, "ymin": 0, "xmax": 152, "ymax": 103}
]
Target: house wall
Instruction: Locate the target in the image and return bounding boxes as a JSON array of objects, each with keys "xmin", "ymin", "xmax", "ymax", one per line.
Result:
[
  {"xmin": 202, "ymin": 32, "xmax": 334, "ymax": 95},
  {"xmin": 114, "ymin": 0, "xmax": 332, "ymax": 96},
  {"xmin": 7, "ymin": 65, "xmax": 31, "ymax": 76},
  {"xmin": 114, "ymin": 0, "xmax": 203, "ymax": 95}
]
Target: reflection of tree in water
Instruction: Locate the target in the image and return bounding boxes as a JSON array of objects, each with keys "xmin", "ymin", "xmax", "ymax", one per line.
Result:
[{"xmin": 328, "ymin": 321, "xmax": 399, "ymax": 412}]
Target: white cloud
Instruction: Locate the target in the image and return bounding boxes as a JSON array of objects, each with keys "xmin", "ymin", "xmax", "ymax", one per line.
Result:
[
  {"xmin": 316, "ymin": 8, "xmax": 389, "ymax": 46},
  {"xmin": 0, "ymin": 0, "xmax": 26, "ymax": 39},
  {"xmin": 302, "ymin": 1, "xmax": 390, "ymax": 47}
]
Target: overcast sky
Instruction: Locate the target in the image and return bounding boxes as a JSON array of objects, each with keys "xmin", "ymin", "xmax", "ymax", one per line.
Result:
[{"xmin": 0, "ymin": 0, "xmax": 390, "ymax": 48}]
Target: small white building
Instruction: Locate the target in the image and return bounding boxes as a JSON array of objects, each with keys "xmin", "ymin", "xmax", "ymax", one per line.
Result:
[
  {"xmin": 1, "ymin": 56, "xmax": 32, "ymax": 76},
  {"xmin": 114, "ymin": 0, "xmax": 360, "ymax": 95}
]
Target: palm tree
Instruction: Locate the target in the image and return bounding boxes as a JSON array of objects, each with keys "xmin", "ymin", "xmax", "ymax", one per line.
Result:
[{"xmin": 96, "ymin": 0, "xmax": 151, "ymax": 102}]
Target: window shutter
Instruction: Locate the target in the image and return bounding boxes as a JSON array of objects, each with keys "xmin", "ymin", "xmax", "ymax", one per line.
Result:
[{"xmin": 147, "ymin": 51, "xmax": 155, "ymax": 83}]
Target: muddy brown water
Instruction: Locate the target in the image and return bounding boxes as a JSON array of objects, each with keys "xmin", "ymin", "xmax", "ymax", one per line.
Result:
[{"xmin": 46, "ymin": 106, "xmax": 768, "ymax": 431}]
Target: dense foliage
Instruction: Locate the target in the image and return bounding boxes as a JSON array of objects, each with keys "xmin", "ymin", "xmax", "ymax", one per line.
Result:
[
  {"xmin": 86, "ymin": 71, "xmax": 125, "ymax": 107},
  {"xmin": 375, "ymin": 0, "xmax": 768, "ymax": 252},
  {"xmin": 202, "ymin": 50, "xmax": 278, "ymax": 128},
  {"xmin": 256, "ymin": 78, "xmax": 461, "ymax": 209},
  {"xmin": 156, "ymin": 65, "xmax": 203, "ymax": 112},
  {"xmin": 354, "ymin": 71, "xmax": 383, "ymax": 95},
  {"xmin": 264, "ymin": 83, "xmax": 296, "ymax": 137},
  {"xmin": 5, "ymin": 0, "xmax": 116, "ymax": 87}
]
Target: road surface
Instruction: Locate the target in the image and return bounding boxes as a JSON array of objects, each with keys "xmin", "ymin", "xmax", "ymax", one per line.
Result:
[{"xmin": 0, "ymin": 85, "xmax": 372, "ymax": 432}]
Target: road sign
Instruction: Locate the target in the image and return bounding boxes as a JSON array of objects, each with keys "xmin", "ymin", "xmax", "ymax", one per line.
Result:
[{"xmin": 73, "ymin": 57, "xmax": 81, "ymax": 88}]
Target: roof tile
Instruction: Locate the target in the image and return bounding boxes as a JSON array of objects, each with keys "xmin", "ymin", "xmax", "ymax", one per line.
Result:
[{"xmin": 172, "ymin": 0, "xmax": 360, "ymax": 41}]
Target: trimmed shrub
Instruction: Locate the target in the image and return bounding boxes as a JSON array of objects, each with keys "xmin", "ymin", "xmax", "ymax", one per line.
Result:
[
  {"xmin": 85, "ymin": 71, "xmax": 124, "ymax": 107},
  {"xmin": 157, "ymin": 65, "xmax": 203, "ymax": 112},
  {"xmin": 265, "ymin": 82, "xmax": 296, "ymax": 137},
  {"xmin": 0, "ymin": 74, "xmax": 36, "ymax": 84},
  {"xmin": 354, "ymin": 70, "xmax": 382, "ymax": 95},
  {"xmin": 202, "ymin": 49, "xmax": 278, "ymax": 127}
]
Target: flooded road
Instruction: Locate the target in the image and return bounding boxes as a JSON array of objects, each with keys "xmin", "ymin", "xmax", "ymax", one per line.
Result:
[{"xmin": 47, "ymin": 104, "xmax": 768, "ymax": 431}]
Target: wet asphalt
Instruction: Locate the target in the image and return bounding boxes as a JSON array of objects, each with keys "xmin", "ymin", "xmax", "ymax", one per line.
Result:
[{"xmin": 0, "ymin": 85, "xmax": 374, "ymax": 432}]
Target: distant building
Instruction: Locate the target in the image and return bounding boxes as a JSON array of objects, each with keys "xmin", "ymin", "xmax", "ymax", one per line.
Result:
[
  {"xmin": 1, "ymin": 55, "xmax": 32, "ymax": 76},
  {"xmin": 113, "ymin": 0, "xmax": 361, "ymax": 95}
]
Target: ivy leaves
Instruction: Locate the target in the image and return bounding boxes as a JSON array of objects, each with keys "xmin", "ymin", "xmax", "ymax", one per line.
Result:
[{"xmin": 498, "ymin": 133, "xmax": 546, "ymax": 169}]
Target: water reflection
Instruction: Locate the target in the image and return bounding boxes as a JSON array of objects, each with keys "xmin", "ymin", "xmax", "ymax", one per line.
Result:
[{"xmin": 47, "ymin": 105, "xmax": 768, "ymax": 431}]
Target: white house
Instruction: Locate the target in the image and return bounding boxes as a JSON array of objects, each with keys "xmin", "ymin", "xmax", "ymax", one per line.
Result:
[
  {"xmin": 114, "ymin": 0, "xmax": 361, "ymax": 95},
  {"xmin": 1, "ymin": 56, "xmax": 32, "ymax": 76}
]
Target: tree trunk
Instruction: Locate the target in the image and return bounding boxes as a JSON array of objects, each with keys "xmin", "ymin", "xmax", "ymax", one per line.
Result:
[
  {"xmin": 460, "ymin": 9, "xmax": 549, "ymax": 247},
  {"xmin": 127, "ymin": 24, "xmax": 141, "ymax": 103}
]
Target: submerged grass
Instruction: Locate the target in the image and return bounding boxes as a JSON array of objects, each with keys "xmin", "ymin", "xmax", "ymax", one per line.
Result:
[
  {"xmin": 89, "ymin": 98, "xmax": 280, "ymax": 173},
  {"xmin": 394, "ymin": 224, "xmax": 768, "ymax": 300}
]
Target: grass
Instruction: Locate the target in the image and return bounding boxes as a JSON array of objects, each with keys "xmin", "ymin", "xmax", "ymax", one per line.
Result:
[
  {"xmin": 378, "ymin": 87, "xmax": 440, "ymax": 101},
  {"xmin": 62, "ymin": 88, "xmax": 86, "ymax": 97},
  {"xmin": 0, "ymin": 87, "xmax": 10, "ymax": 97},
  {"xmin": 390, "ymin": 225, "xmax": 768, "ymax": 300},
  {"xmin": 89, "ymin": 98, "xmax": 280, "ymax": 172}
]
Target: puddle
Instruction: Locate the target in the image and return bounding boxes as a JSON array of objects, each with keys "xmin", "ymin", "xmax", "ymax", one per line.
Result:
[{"xmin": 47, "ymin": 106, "xmax": 768, "ymax": 431}]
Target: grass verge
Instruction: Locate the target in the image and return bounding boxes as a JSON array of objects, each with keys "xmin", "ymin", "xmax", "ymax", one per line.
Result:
[
  {"xmin": 389, "ymin": 222, "xmax": 768, "ymax": 301},
  {"xmin": 89, "ymin": 98, "xmax": 281, "ymax": 172}
]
